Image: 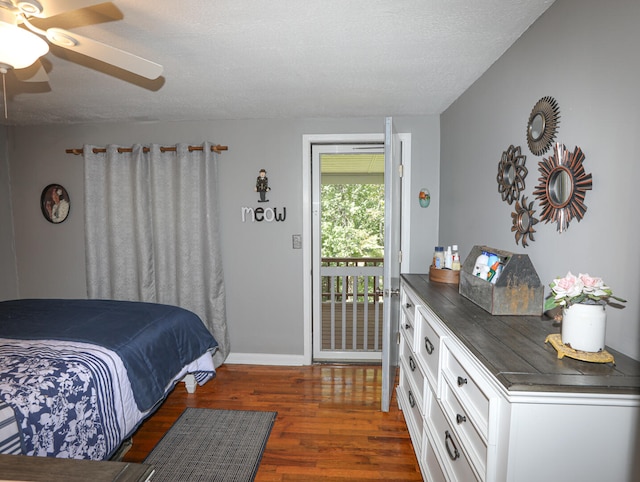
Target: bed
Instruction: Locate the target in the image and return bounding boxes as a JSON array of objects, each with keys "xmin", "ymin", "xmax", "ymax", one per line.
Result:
[{"xmin": 0, "ymin": 298, "xmax": 218, "ymax": 460}]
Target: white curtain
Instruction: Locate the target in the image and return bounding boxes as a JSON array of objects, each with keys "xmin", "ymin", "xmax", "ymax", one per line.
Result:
[{"xmin": 83, "ymin": 142, "xmax": 229, "ymax": 366}]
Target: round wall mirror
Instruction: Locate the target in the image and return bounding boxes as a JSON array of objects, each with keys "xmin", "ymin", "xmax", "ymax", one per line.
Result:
[
  {"xmin": 528, "ymin": 113, "xmax": 545, "ymax": 141},
  {"xmin": 497, "ymin": 145, "xmax": 527, "ymax": 205},
  {"xmin": 504, "ymin": 163, "xmax": 516, "ymax": 184},
  {"xmin": 511, "ymin": 195, "xmax": 538, "ymax": 247},
  {"xmin": 533, "ymin": 143, "xmax": 592, "ymax": 233},
  {"xmin": 527, "ymin": 96, "xmax": 560, "ymax": 156},
  {"xmin": 547, "ymin": 167, "xmax": 573, "ymax": 207},
  {"xmin": 519, "ymin": 210, "xmax": 530, "ymax": 231}
]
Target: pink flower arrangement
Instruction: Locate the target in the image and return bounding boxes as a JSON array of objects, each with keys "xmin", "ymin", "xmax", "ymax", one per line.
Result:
[{"xmin": 544, "ymin": 271, "xmax": 626, "ymax": 311}]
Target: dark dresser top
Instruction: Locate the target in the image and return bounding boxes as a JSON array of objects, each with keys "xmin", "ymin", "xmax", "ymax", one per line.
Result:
[
  {"xmin": 0, "ymin": 454, "xmax": 154, "ymax": 481},
  {"xmin": 402, "ymin": 274, "xmax": 640, "ymax": 395}
]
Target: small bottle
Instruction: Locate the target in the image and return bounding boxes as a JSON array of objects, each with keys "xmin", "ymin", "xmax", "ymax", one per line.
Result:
[
  {"xmin": 487, "ymin": 260, "xmax": 501, "ymax": 282},
  {"xmin": 487, "ymin": 253, "xmax": 499, "ymax": 269},
  {"xmin": 490, "ymin": 263, "xmax": 503, "ymax": 284},
  {"xmin": 433, "ymin": 246, "xmax": 445, "ymax": 269},
  {"xmin": 451, "ymin": 245, "xmax": 461, "ymax": 271},
  {"xmin": 444, "ymin": 246, "xmax": 453, "ymax": 269},
  {"xmin": 473, "ymin": 250, "xmax": 489, "ymax": 277}
]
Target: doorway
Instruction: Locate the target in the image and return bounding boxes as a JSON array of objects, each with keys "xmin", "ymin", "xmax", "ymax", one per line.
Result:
[
  {"xmin": 301, "ymin": 132, "xmax": 411, "ymax": 366},
  {"xmin": 312, "ymin": 143, "xmax": 385, "ymax": 362}
]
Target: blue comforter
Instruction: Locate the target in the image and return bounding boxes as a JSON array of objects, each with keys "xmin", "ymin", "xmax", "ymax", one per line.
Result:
[
  {"xmin": 1, "ymin": 339, "xmax": 129, "ymax": 458},
  {"xmin": 0, "ymin": 299, "xmax": 218, "ymax": 412}
]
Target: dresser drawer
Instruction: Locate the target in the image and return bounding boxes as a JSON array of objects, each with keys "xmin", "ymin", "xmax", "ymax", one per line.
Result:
[
  {"xmin": 427, "ymin": 395, "xmax": 480, "ymax": 482},
  {"xmin": 441, "ymin": 378, "xmax": 487, "ymax": 478},
  {"xmin": 400, "ymin": 311, "xmax": 416, "ymax": 348},
  {"xmin": 397, "ymin": 372, "xmax": 424, "ymax": 452},
  {"xmin": 416, "ymin": 305, "xmax": 444, "ymax": 393},
  {"xmin": 401, "ymin": 284, "xmax": 420, "ymax": 314},
  {"xmin": 422, "ymin": 432, "xmax": 448, "ymax": 482},
  {"xmin": 400, "ymin": 287, "xmax": 418, "ymax": 346},
  {"xmin": 400, "ymin": 336, "xmax": 425, "ymax": 411},
  {"xmin": 442, "ymin": 344, "xmax": 490, "ymax": 438}
]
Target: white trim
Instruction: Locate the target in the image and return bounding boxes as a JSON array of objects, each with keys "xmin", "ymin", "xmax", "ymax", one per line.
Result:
[
  {"xmin": 302, "ymin": 132, "xmax": 411, "ymax": 365},
  {"xmin": 225, "ymin": 352, "xmax": 306, "ymax": 366},
  {"xmin": 399, "ymin": 133, "xmax": 411, "ymax": 273}
]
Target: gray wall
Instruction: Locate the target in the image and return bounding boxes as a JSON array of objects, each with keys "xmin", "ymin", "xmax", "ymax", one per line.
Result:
[
  {"xmin": 0, "ymin": 129, "xmax": 17, "ymax": 299},
  {"xmin": 6, "ymin": 0, "xmax": 638, "ymax": 362},
  {"xmin": 5, "ymin": 116, "xmax": 439, "ymax": 358},
  {"xmin": 440, "ymin": 0, "xmax": 640, "ymax": 360}
]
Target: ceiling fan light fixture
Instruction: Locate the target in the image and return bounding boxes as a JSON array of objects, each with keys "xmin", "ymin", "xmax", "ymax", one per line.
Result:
[
  {"xmin": 17, "ymin": 0, "xmax": 43, "ymax": 16},
  {"xmin": 46, "ymin": 28, "xmax": 78, "ymax": 48},
  {"xmin": 0, "ymin": 21, "xmax": 49, "ymax": 70}
]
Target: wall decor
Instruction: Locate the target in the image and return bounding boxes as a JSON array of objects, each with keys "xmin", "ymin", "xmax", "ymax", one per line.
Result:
[
  {"xmin": 533, "ymin": 143, "xmax": 592, "ymax": 233},
  {"xmin": 41, "ymin": 184, "xmax": 70, "ymax": 224},
  {"xmin": 241, "ymin": 206, "xmax": 287, "ymax": 222},
  {"xmin": 255, "ymin": 169, "xmax": 270, "ymax": 202},
  {"xmin": 497, "ymin": 145, "xmax": 527, "ymax": 204},
  {"xmin": 527, "ymin": 96, "xmax": 560, "ymax": 156},
  {"xmin": 511, "ymin": 195, "xmax": 538, "ymax": 247},
  {"xmin": 243, "ymin": 168, "xmax": 287, "ymax": 222},
  {"xmin": 419, "ymin": 188, "xmax": 430, "ymax": 207}
]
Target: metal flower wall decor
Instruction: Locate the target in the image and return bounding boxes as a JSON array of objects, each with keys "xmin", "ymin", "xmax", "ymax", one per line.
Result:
[
  {"xmin": 511, "ymin": 195, "xmax": 538, "ymax": 247},
  {"xmin": 533, "ymin": 143, "xmax": 592, "ymax": 233},
  {"xmin": 527, "ymin": 96, "xmax": 560, "ymax": 156},
  {"xmin": 497, "ymin": 145, "xmax": 528, "ymax": 205}
]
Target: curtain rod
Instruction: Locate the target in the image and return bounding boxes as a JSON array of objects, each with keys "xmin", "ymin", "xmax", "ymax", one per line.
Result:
[{"xmin": 65, "ymin": 144, "xmax": 228, "ymax": 155}]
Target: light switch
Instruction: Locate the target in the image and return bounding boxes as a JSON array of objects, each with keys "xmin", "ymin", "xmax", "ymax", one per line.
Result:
[{"xmin": 292, "ymin": 234, "xmax": 302, "ymax": 249}]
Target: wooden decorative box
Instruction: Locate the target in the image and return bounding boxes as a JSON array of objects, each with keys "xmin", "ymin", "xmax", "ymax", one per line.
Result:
[
  {"xmin": 458, "ymin": 245, "xmax": 543, "ymax": 315},
  {"xmin": 429, "ymin": 265, "xmax": 460, "ymax": 285}
]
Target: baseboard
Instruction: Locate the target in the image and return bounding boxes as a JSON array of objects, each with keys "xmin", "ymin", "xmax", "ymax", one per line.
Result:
[{"xmin": 225, "ymin": 352, "xmax": 306, "ymax": 366}]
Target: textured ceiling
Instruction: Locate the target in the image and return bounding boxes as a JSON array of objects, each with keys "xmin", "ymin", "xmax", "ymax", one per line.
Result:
[{"xmin": 1, "ymin": 0, "xmax": 555, "ymax": 126}]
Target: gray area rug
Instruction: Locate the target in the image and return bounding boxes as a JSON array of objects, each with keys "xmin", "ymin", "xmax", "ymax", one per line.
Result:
[{"xmin": 144, "ymin": 408, "xmax": 277, "ymax": 481}]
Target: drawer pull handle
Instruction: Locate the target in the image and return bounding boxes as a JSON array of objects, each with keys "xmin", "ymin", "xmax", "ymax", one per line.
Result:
[
  {"xmin": 405, "ymin": 302, "xmax": 413, "ymax": 309},
  {"xmin": 409, "ymin": 356, "xmax": 416, "ymax": 372},
  {"xmin": 457, "ymin": 376, "xmax": 468, "ymax": 387},
  {"xmin": 408, "ymin": 390, "xmax": 416, "ymax": 408},
  {"xmin": 456, "ymin": 413, "xmax": 467, "ymax": 424},
  {"xmin": 424, "ymin": 337, "xmax": 434, "ymax": 355},
  {"xmin": 405, "ymin": 323, "xmax": 411, "ymax": 330},
  {"xmin": 445, "ymin": 430, "xmax": 460, "ymax": 461}
]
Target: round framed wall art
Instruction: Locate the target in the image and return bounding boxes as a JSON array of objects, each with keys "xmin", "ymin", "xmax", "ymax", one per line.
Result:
[{"xmin": 41, "ymin": 184, "xmax": 70, "ymax": 224}]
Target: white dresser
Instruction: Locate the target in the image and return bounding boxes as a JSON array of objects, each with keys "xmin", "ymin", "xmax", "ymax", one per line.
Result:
[{"xmin": 398, "ymin": 274, "xmax": 640, "ymax": 482}]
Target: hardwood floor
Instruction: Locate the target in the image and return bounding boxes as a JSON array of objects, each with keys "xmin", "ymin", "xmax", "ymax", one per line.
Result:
[{"xmin": 123, "ymin": 364, "xmax": 422, "ymax": 481}]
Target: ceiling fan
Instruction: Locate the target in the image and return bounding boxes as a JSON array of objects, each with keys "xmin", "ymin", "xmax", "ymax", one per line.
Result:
[
  {"xmin": 0, "ymin": 0, "xmax": 163, "ymax": 79},
  {"xmin": 0, "ymin": 0, "xmax": 163, "ymax": 117}
]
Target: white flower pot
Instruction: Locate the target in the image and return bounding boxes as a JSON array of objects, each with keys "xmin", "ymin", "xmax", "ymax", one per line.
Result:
[{"xmin": 561, "ymin": 303, "xmax": 607, "ymax": 352}]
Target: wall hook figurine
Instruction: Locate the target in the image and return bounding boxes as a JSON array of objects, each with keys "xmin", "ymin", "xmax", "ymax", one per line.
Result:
[{"xmin": 255, "ymin": 169, "xmax": 271, "ymax": 202}]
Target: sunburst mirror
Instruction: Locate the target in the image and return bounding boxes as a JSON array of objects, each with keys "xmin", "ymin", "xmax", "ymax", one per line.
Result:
[
  {"xmin": 527, "ymin": 96, "xmax": 560, "ymax": 156},
  {"xmin": 533, "ymin": 143, "xmax": 592, "ymax": 233},
  {"xmin": 511, "ymin": 195, "xmax": 538, "ymax": 247},
  {"xmin": 497, "ymin": 145, "xmax": 527, "ymax": 205}
]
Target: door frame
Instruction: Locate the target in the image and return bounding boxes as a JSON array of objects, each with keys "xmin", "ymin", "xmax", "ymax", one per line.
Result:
[
  {"xmin": 311, "ymin": 142, "xmax": 385, "ymax": 362},
  {"xmin": 302, "ymin": 132, "xmax": 412, "ymax": 365}
]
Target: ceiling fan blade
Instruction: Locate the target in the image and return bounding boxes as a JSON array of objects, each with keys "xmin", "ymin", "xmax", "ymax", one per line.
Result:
[
  {"xmin": 14, "ymin": 59, "xmax": 49, "ymax": 82},
  {"xmin": 19, "ymin": 0, "xmax": 102, "ymax": 18},
  {"xmin": 46, "ymin": 27, "xmax": 163, "ymax": 79}
]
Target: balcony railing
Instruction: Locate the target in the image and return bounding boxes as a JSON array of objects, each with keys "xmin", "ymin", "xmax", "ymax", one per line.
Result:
[{"xmin": 319, "ymin": 257, "xmax": 384, "ymax": 357}]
